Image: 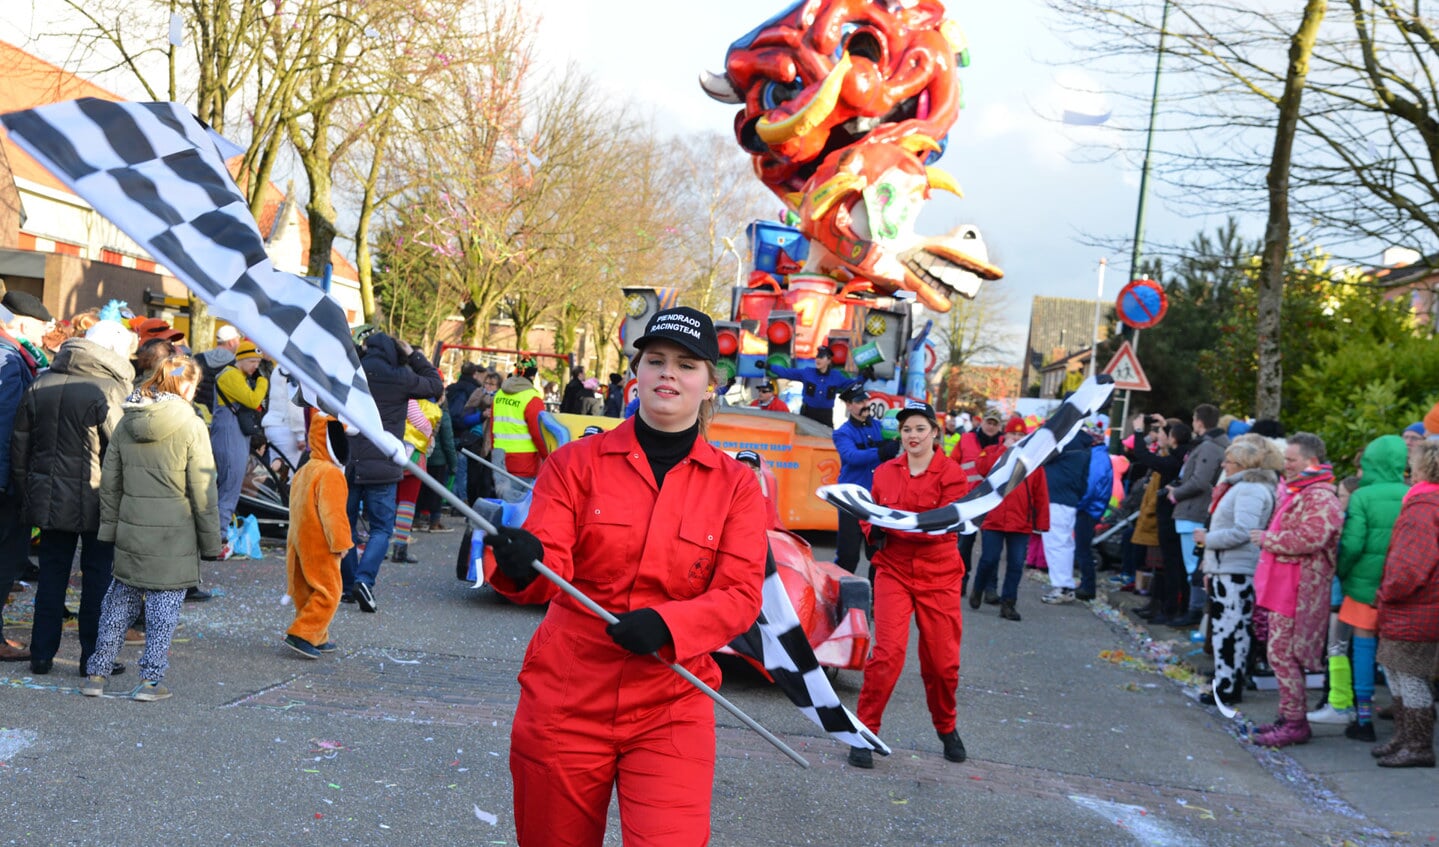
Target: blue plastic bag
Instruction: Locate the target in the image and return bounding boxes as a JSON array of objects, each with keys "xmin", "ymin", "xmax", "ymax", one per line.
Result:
[{"xmin": 226, "ymin": 514, "xmax": 264, "ymax": 560}]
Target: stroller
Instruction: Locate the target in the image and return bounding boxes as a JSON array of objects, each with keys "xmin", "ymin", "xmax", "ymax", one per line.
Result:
[{"xmin": 238, "ymin": 440, "xmax": 296, "ymax": 540}]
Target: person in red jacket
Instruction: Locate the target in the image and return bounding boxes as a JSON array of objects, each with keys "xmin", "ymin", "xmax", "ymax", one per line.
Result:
[
  {"xmin": 968, "ymin": 416, "xmax": 1050, "ymax": 621},
  {"xmin": 951, "ymin": 408, "xmax": 1006, "ymax": 596},
  {"xmin": 484, "ymin": 306, "xmax": 767, "ymax": 847},
  {"xmin": 849, "ymin": 401, "xmax": 969, "ymax": 770},
  {"xmin": 748, "ymin": 380, "xmax": 789, "ymax": 412},
  {"xmin": 1371, "ymin": 440, "xmax": 1439, "ymax": 767}
]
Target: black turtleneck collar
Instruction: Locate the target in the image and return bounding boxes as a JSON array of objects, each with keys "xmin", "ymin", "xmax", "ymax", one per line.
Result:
[
  {"xmin": 634, "ymin": 413, "xmax": 700, "ymax": 489},
  {"xmin": 975, "ymin": 427, "xmax": 1001, "ymax": 448}
]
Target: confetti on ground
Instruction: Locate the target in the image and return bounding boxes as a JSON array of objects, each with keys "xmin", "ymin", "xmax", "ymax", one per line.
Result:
[
  {"xmin": 474, "ymin": 805, "xmax": 497, "ymax": 825},
  {"xmin": 384, "ymin": 654, "xmax": 421, "ymax": 665}
]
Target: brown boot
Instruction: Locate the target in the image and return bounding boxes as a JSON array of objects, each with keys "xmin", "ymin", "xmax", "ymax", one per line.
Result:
[
  {"xmin": 1371, "ymin": 697, "xmax": 1405, "ymax": 758},
  {"xmin": 1377, "ymin": 706, "xmax": 1436, "ymax": 768}
]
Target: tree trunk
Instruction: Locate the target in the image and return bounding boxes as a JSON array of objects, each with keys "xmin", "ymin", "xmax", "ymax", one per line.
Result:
[{"xmin": 1255, "ymin": 0, "xmax": 1327, "ymax": 419}]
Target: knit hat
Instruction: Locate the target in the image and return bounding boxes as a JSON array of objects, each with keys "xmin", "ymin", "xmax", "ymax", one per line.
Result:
[
  {"xmin": 1425, "ymin": 403, "xmax": 1439, "ymax": 436},
  {"xmin": 1404, "ymin": 421, "xmax": 1426, "ymax": 438},
  {"xmin": 235, "ymin": 340, "xmax": 262, "ymax": 361},
  {"xmin": 1004, "ymin": 416, "xmax": 1028, "ymax": 435},
  {"xmin": 84, "ymin": 319, "xmax": 136, "ymax": 358}
]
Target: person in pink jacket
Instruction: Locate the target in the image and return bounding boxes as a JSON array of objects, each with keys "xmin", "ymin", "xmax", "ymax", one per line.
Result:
[{"xmin": 1249, "ymin": 433, "xmax": 1343, "ymax": 747}]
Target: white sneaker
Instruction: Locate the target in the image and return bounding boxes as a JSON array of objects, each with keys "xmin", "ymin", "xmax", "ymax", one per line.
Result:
[
  {"xmin": 1306, "ymin": 703, "xmax": 1355, "ymax": 725},
  {"xmin": 1041, "ymin": 587, "xmax": 1076, "ymax": 605}
]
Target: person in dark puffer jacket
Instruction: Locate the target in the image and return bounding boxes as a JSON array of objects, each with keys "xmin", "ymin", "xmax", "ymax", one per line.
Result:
[
  {"xmin": 12, "ymin": 322, "xmax": 135, "ymax": 676},
  {"xmin": 340, "ymin": 332, "xmax": 443, "ymax": 613}
]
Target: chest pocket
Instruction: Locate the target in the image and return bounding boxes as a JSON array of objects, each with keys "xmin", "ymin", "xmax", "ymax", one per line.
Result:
[
  {"xmin": 577, "ymin": 500, "xmax": 638, "ymax": 581},
  {"xmin": 671, "ymin": 512, "xmax": 721, "ymax": 599}
]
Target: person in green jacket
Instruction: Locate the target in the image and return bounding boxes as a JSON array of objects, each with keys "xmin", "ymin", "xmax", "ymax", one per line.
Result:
[
  {"xmin": 1309, "ymin": 434, "xmax": 1409, "ymax": 739},
  {"xmin": 82, "ymin": 355, "xmax": 222, "ymax": 702}
]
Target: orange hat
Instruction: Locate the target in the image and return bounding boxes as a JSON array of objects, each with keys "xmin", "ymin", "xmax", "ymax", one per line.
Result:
[
  {"xmin": 1425, "ymin": 402, "xmax": 1439, "ymax": 436},
  {"xmin": 235, "ymin": 340, "xmax": 262, "ymax": 361},
  {"xmin": 136, "ymin": 317, "xmax": 185, "ymax": 342},
  {"xmin": 1004, "ymin": 416, "xmax": 1028, "ymax": 435}
]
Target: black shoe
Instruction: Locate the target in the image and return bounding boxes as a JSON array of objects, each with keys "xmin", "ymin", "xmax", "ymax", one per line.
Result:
[
  {"xmin": 340, "ymin": 590, "xmax": 356, "ymax": 604},
  {"xmin": 983, "ymin": 591, "xmax": 1001, "ymax": 606},
  {"xmin": 968, "ymin": 588, "xmax": 982, "ymax": 610},
  {"xmin": 184, "ymin": 586, "xmax": 212, "ymax": 602},
  {"xmin": 390, "ymin": 544, "xmax": 420, "ymax": 564},
  {"xmin": 1133, "ymin": 605, "xmax": 1160, "ymax": 620},
  {"xmin": 1168, "ymin": 611, "xmax": 1204, "ymax": 629},
  {"xmin": 847, "ymin": 746, "xmax": 874, "ymax": 769},
  {"xmin": 1075, "ymin": 591, "xmax": 1096, "ymax": 601},
  {"xmin": 1200, "ymin": 688, "xmax": 1242, "ymax": 707},
  {"xmin": 938, "ymin": 729, "xmax": 967, "ymax": 763},
  {"xmin": 354, "ymin": 582, "xmax": 377, "ymax": 613},
  {"xmin": 29, "ymin": 658, "xmax": 52, "ymax": 675},
  {"xmin": 999, "ymin": 600, "xmax": 1021, "ymax": 622},
  {"xmin": 284, "ymin": 634, "xmax": 322, "ymax": 660},
  {"xmin": 1344, "ymin": 721, "xmax": 1377, "ymax": 742}
]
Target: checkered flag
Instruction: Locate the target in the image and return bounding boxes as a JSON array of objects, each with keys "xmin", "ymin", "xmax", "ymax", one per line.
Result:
[
  {"xmin": 726, "ymin": 540, "xmax": 891, "ymax": 754},
  {"xmin": 0, "ymin": 98, "xmax": 406, "ymax": 463},
  {"xmin": 820, "ymin": 375, "xmax": 1115, "ymax": 533}
]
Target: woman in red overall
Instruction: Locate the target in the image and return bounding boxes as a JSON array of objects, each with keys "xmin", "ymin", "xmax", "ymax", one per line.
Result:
[
  {"xmin": 849, "ymin": 400, "xmax": 969, "ymax": 769},
  {"xmin": 484, "ymin": 306, "xmax": 767, "ymax": 847}
]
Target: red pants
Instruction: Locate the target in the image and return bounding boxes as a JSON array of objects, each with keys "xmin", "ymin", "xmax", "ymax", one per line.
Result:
[
  {"xmin": 510, "ymin": 705, "xmax": 714, "ymax": 846},
  {"xmin": 857, "ymin": 568, "xmax": 963, "ymax": 735}
]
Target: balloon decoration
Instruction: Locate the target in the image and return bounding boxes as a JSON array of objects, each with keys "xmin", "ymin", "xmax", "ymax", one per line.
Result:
[
  {"xmin": 701, "ymin": 0, "xmax": 1003, "ymax": 313},
  {"xmin": 1115, "ymin": 278, "xmax": 1168, "ymax": 329}
]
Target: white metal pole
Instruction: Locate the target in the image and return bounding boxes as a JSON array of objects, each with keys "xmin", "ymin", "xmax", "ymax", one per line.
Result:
[{"xmin": 1089, "ymin": 258, "xmax": 1107, "ymax": 378}]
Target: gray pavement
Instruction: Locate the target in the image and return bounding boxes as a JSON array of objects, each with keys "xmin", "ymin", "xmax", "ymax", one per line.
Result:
[{"xmin": 2, "ymin": 527, "xmax": 1435, "ymax": 846}]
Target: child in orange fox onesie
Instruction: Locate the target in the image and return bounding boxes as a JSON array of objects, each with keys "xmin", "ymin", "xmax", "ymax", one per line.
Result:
[{"xmin": 283, "ymin": 413, "xmax": 352, "ymax": 658}]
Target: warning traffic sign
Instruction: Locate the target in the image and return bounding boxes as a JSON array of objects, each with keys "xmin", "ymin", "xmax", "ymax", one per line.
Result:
[{"xmin": 1102, "ymin": 341, "xmax": 1150, "ymax": 392}]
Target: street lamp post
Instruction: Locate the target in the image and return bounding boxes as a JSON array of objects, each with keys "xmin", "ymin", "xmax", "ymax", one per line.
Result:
[{"xmin": 1119, "ymin": 0, "xmax": 1171, "ymax": 436}]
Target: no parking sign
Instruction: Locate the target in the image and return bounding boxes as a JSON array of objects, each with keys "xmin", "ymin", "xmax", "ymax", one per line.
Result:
[{"xmin": 1116, "ymin": 278, "xmax": 1168, "ymax": 329}]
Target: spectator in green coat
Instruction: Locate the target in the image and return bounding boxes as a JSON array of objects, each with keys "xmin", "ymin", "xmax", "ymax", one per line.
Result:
[{"xmin": 1311, "ymin": 434, "xmax": 1409, "ymax": 739}]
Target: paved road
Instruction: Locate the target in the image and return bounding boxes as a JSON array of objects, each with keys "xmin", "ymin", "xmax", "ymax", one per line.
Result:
[{"xmin": 2, "ymin": 526, "xmax": 1434, "ymax": 846}]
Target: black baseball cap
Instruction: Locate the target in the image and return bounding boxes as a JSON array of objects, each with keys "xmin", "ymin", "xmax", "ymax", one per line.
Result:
[
  {"xmin": 756, "ymin": 380, "xmax": 775, "ymax": 392},
  {"xmin": 896, "ymin": 400, "xmax": 938, "ymax": 426},
  {"xmin": 735, "ymin": 449, "xmax": 762, "ymax": 466},
  {"xmin": 816, "ymin": 345, "xmax": 834, "ymax": 358},
  {"xmin": 839, "ymin": 385, "xmax": 869, "ymax": 403},
  {"xmin": 582, "ymin": 425, "xmax": 604, "ymax": 437},
  {"xmin": 633, "ymin": 306, "xmax": 718, "ymax": 362}
]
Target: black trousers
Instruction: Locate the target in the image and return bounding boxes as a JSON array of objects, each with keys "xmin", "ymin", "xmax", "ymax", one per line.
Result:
[
  {"xmin": 1157, "ymin": 516, "xmax": 1189, "ymax": 615},
  {"xmin": 836, "ymin": 509, "xmax": 866, "ymax": 575}
]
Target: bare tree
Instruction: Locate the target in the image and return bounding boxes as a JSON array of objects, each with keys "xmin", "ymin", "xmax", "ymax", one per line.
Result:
[{"xmin": 930, "ymin": 280, "xmax": 1019, "ymax": 408}]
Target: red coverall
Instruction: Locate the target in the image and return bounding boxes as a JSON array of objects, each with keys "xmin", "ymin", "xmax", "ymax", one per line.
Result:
[
  {"xmin": 857, "ymin": 450, "xmax": 968, "ymax": 735},
  {"xmin": 950, "ymin": 431, "xmax": 1004, "ymax": 493},
  {"xmin": 490, "ymin": 418, "xmax": 767, "ymax": 847}
]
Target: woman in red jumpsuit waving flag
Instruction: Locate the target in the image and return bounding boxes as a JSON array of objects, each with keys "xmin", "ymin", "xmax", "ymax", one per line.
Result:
[
  {"xmin": 850, "ymin": 400, "xmax": 969, "ymax": 769},
  {"xmin": 484, "ymin": 306, "xmax": 767, "ymax": 846}
]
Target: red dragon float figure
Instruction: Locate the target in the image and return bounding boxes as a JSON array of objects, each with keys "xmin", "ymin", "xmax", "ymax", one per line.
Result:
[{"xmin": 701, "ymin": 0, "xmax": 1002, "ymax": 312}]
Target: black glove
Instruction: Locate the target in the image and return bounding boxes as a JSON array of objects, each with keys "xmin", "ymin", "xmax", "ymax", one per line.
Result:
[
  {"xmin": 605, "ymin": 608, "xmax": 672, "ymax": 655},
  {"xmin": 865, "ymin": 528, "xmax": 887, "ymax": 556},
  {"xmin": 484, "ymin": 526, "xmax": 544, "ymax": 588},
  {"xmin": 861, "ymin": 366, "xmax": 876, "ymax": 381},
  {"xmin": 877, "ymin": 439, "xmax": 901, "ymax": 461}
]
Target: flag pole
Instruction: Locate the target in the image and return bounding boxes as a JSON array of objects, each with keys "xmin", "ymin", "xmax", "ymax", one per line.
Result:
[{"xmin": 403, "ymin": 458, "xmax": 810, "ymax": 769}]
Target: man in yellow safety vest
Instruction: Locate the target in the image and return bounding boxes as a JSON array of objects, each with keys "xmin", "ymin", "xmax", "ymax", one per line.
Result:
[{"xmin": 487, "ymin": 362, "xmax": 550, "ymax": 500}]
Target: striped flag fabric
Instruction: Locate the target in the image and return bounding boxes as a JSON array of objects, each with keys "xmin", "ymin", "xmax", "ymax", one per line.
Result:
[
  {"xmin": 820, "ymin": 375, "xmax": 1116, "ymax": 533},
  {"xmin": 0, "ymin": 98, "xmax": 406, "ymax": 464},
  {"xmin": 725, "ymin": 539, "xmax": 891, "ymax": 755}
]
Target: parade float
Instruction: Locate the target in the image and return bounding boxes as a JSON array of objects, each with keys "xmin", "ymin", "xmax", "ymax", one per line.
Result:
[{"xmin": 620, "ymin": 0, "xmax": 1002, "ymax": 531}]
